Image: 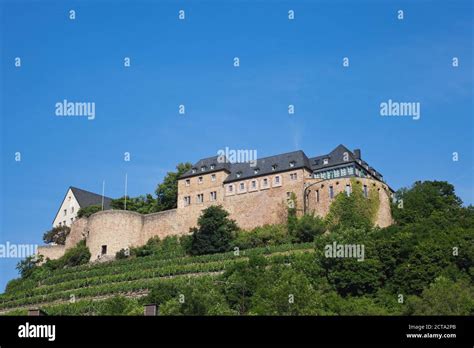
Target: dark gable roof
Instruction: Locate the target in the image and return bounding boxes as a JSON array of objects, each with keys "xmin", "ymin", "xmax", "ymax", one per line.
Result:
[
  {"xmin": 224, "ymin": 150, "xmax": 311, "ymax": 183},
  {"xmin": 70, "ymin": 187, "xmax": 113, "ymax": 209},
  {"xmin": 309, "ymin": 144, "xmax": 357, "ymax": 170},
  {"xmin": 180, "ymin": 155, "xmax": 231, "ymax": 179}
]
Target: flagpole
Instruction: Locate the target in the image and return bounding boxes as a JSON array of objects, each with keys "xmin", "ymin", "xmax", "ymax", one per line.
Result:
[
  {"xmin": 101, "ymin": 180, "xmax": 105, "ymax": 210},
  {"xmin": 124, "ymin": 173, "xmax": 128, "ymax": 210}
]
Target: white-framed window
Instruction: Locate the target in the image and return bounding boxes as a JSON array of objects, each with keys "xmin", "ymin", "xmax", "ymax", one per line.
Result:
[
  {"xmin": 210, "ymin": 164, "xmax": 215, "ymax": 170},
  {"xmin": 228, "ymin": 184, "xmax": 234, "ymax": 192},
  {"xmin": 263, "ymin": 178, "xmax": 269, "ymax": 187},
  {"xmin": 329, "ymin": 186, "xmax": 334, "ymax": 199},
  {"xmin": 341, "ymin": 168, "xmax": 347, "ymax": 176},
  {"xmin": 210, "ymin": 191, "xmax": 217, "ymax": 201},
  {"xmin": 211, "ymin": 174, "xmax": 216, "ymax": 182},
  {"xmin": 185, "ymin": 179, "xmax": 190, "ymax": 186},
  {"xmin": 345, "ymin": 184, "xmax": 351, "ymax": 196},
  {"xmin": 198, "ymin": 176, "xmax": 203, "ymax": 184},
  {"xmin": 184, "ymin": 196, "xmax": 191, "ymax": 206},
  {"xmin": 251, "ymin": 180, "xmax": 257, "ymax": 189},
  {"xmin": 71, "ymin": 207, "xmax": 74, "ymax": 214},
  {"xmin": 334, "ymin": 169, "xmax": 340, "ymax": 178},
  {"xmin": 289, "ymin": 161, "xmax": 295, "ymax": 168},
  {"xmin": 254, "ymin": 168, "xmax": 260, "ymax": 174},
  {"xmin": 323, "ymin": 158, "xmax": 329, "ymax": 165},
  {"xmin": 192, "ymin": 168, "xmax": 197, "ymax": 173},
  {"xmin": 290, "ymin": 173, "xmax": 297, "ymax": 180},
  {"xmin": 239, "ymin": 182, "xmax": 245, "ymax": 191},
  {"xmin": 271, "ymin": 165, "xmax": 277, "ymax": 171},
  {"xmin": 197, "ymin": 193, "xmax": 204, "ymax": 203},
  {"xmin": 275, "ymin": 176, "xmax": 280, "ymax": 184},
  {"xmin": 201, "ymin": 166, "xmax": 206, "ymax": 171},
  {"xmin": 63, "ymin": 209, "xmax": 67, "ymax": 216}
]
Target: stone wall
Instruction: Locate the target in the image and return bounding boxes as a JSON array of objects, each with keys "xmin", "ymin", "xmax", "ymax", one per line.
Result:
[{"xmin": 37, "ymin": 245, "xmax": 66, "ymax": 261}]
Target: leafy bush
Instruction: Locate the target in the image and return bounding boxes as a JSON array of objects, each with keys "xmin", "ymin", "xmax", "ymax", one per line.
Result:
[
  {"xmin": 189, "ymin": 205, "xmax": 238, "ymax": 256},
  {"xmin": 77, "ymin": 204, "xmax": 102, "ymax": 218},
  {"xmin": 233, "ymin": 224, "xmax": 290, "ymax": 250},
  {"xmin": 292, "ymin": 214, "xmax": 326, "ymax": 243},
  {"xmin": 43, "ymin": 225, "xmax": 71, "ymax": 245}
]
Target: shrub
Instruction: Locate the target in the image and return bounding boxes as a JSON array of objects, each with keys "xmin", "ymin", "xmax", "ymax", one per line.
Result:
[
  {"xmin": 77, "ymin": 205, "xmax": 102, "ymax": 218},
  {"xmin": 43, "ymin": 225, "xmax": 71, "ymax": 245},
  {"xmin": 292, "ymin": 214, "xmax": 326, "ymax": 243},
  {"xmin": 233, "ymin": 224, "xmax": 291, "ymax": 250}
]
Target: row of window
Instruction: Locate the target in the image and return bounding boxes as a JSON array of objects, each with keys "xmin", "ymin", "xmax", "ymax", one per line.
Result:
[
  {"xmin": 58, "ymin": 217, "xmax": 74, "ymax": 226},
  {"xmin": 185, "ymin": 174, "xmax": 217, "ymax": 186},
  {"xmin": 227, "ymin": 172, "xmax": 298, "ymax": 194},
  {"xmin": 315, "ymin": 184, "xmax": 370, "ymax": 202},
  {"xmin": 314, "ymin": 166, "xmax": 355, "ymax": 180},
  {"xmin": 183, "ymin": 191, "xmax": 218, "ymax": 206}
]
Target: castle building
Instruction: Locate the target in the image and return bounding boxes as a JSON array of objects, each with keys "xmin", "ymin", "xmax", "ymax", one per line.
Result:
[{"xmin": 38, "ymin": 145, "xmax": 394, "ymax": 262}]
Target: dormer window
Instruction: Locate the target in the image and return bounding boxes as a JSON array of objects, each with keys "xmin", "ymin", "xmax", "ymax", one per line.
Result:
[
  {"xmin": 254, "ymin": 168, "xmax": 260, "ymax": 174},
  {"xmin": 236, "ymin": 171, "xmax": 242, "ymax": 178},
  {"xmin": 289, "ymin": 161, "xmax": 295, "ymax": 168},
  {"xmin": 210, "ymin": 164, "xmax": 215, "ymax": 170},
  {"xmin": 271, "ymin": 164, "xmax": 277, "ymax": 171},
  {"xmin": 191, "ymin": 168, "xmax": 197, "ymax": 173},
  {"xmin": 323, "ymin": 158, "xmax": 329, "ymax": 165},
  {"xmin": 201, "ymin": 166, "xmax": 206, "ymax": 172}
]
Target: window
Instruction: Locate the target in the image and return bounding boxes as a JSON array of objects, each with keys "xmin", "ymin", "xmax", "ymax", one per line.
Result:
[
  {"xmin": 68, "ymin": 196, "xmax": 71, "ymax": 201},
  {"xmin": 197, "ymin": 194, "xmax": 204, "ymax": 203},
  {"xmin": 240, "ymin": 182, "xmax": 245, "ymax": 190},
  {"xmin": 271, "ymin": 164, "xmax": 277, "ymax": 171},
  {"xmin": 316, "ymin": 189, "xmax": 320, "ymax": 203},
  {"xmin": 228, "ymin": 185, "xmax": 234, "ymax": 192},
  {"xmin": 263, "ymin": 178, "xmax": 268, "ymax": 187},
  {"xmin": 314, "ymin": 173, "xmax": 320, "ymax": 179},
  {"xmin": 334, "ymin": 169, "xmax": 340, "ymax": 178},
  {"xmin": 210, "ymin": 191, "xmax": 217, "ymax": 201},
  {"xmin": 201, "ymin": 166, "xmax": 206, "ymax": 171},
  {"xmin": 363, "ymin": 185, "xmax": 368, "ymax": 198},
  {"xmin": 184, "ymin": 196, "xmax": 191, "ymax": 206},
  {"xmin": 59, "ymin": 222, "xmax": 62, "ymax": 227},
  {"xmin": 275, "ymin": 176, "xmax": 280, "ymax": 184},
  {"xmin": 341, "ymin": 167, "xmax": 347, "ymax": 176},
  {"xmin": 210, "ymin": 164, "xmax": 215, "ymax": 170},
  {"xmin": 211, "ymin": 174, "xmax": 216, "ymax": 181},
  {"xmin": 198, "ymin": 176, "xmax": 203, "ymax": 184},
  {"xmin": 345, "ymin": 184, "xmax": 351, "ymax": 196},
  {"xmin": 254, "ymin": 168, "xmax": 260, "ymax": 174},
  {"xmin": 63, "ymin": 220, "xmax": 66, "ymax": 226},
  {"xmin": 71, "ymin": 218, "xmax": 74, "ymax": 223},
  {"xmin": 185, "ymin": 179, "xmax": 190, "ymax": 186},
  {"xmin": 329, "ymin": 186, "xmax": 334, "ymax": 199},
  {"xmin": 323, "ymin": 158, "xmax": 329, "ymax": 165},
  {"xmin": 63, "ymin": 209, "xmax": 67, "ymax": 216},
  {"xmin": 71, "ymin": 207, "xmax": 74, "ymax": 214},
  {"xmin": 101, "ymin": 245, "xmax": 107, "ymax": 255},
  {"xmin": 192, "ymin": 168, "xmax": 197, "ymax": 173},
  {"xmin": 290, "ymin": 173, "xmax": 297, "ymax": 180},
  {"xmin": 251, "ymin": 180, "xmax": 257, "ymax": 189},
  {"xmin": 289, "ymin": 161, "xmax": 295, "ymax": 168},
  {"xmin": 236, "ymin": 171, "xmax": 242, "ymax": 178}
]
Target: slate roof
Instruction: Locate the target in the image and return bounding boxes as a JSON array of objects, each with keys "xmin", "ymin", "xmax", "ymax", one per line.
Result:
[
  {"xmin": 180, "ymin": 145, "xmax": 386, "ymax": 184},
  {"xmin": 70, "ymin": 187, "xmax": 113, "ymax": 209},
  {"xmin": 223, "ymin": 150, "xmax": 311, "ymax": 183}
]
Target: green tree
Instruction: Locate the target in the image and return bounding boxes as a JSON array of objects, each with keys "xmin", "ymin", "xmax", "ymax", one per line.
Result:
[
  {"xmin": 42, "ymin": 225, "xmax": 71, "ymax": 245},
  {"xmin": 292, "ymin": 214, "xmax": 326, "ymax": 243},
  {"xmin": 16, "ymin": 255, "xmax": 43, "ymax": 278},
  {"xmin": 155, "ymin": 162, "xmax": 193, "ymax": 211},
  {"xmin": 405, "ymin": 277, "xmax": 474, "ymax": 315},
  {"xmin": 392, "ymin": 181, "xmax": 462, "ymax": 225},
  {"xmin": 189, "ymin": 205, "xmax": 238, "ymax": 255},
  {"xmin": 77, "ymin": 204, "xmax": 102, "ymax": 218}
]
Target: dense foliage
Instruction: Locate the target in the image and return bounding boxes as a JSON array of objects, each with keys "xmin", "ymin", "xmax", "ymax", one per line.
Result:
[
  {"xmin": 42, "ymin": 225, "xmax": 71, "ymax": 245},
  {"xmin": 3, "ymin": 180, "xmax": 472, "ymax": 316},
  {"xmin": 77, "ymin": 205, "xmax": 102, "ymax": 218}
]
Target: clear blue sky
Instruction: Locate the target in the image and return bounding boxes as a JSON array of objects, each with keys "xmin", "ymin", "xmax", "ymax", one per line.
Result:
[{"xmin": 0, "ymin": 0, "xmax": 472, "ymax": 291}]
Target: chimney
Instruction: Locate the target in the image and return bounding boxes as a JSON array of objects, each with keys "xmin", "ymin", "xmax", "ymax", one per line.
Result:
[{"xmin": 353, "ymin": 149, "xmax": 361, "ymax": 160}]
